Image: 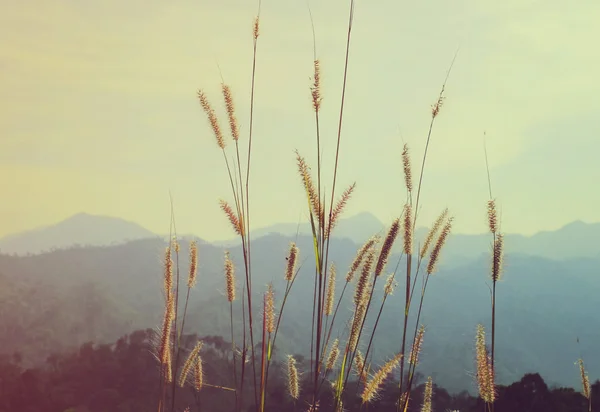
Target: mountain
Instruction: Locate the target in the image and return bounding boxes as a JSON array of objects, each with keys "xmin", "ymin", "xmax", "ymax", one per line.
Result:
[
  {"xmin": 3, "ymin": 211, "xmax": 600, "ymax": 262},
  {"xmin": 214, "ymin": 211, "xmax": 386, "ymax": 247},
  {"xmin": 1, "ymin": 232, "xmax": 599, "ymax": 395},
  {"xmin": 0, "ymin": 213, "xmax": 157, "ymax": 255},
  {"xmin": 220, "ymin": 213, "xmax": 600, "ymax": 262}
]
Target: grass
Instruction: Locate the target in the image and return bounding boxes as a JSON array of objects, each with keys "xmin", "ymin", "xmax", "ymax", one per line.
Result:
[{"xmin": 151, "ymin": 2, "xmax": 593, "ymax": 412}]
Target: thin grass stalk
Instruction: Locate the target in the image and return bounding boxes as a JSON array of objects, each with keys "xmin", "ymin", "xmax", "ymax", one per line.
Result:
[
  {"xmin": 342, "ymin": 276, "xmax": 380, "ymax": 391},
  {"xmin": 319, "ymin": 280, "xmax": 349, "ymax": 364},
  {"xmin": 259, "ymin": 293, "xmax": 268, "ymax": 412},
  {"xmin": 342, "ymin": 219, "xmax": 400, "ymax": 390},
  {"xmin": 484, "ymin": 138, "xmax": 499, "ymax": 412},
  {"xmin": 263, "ymin": 262, "xmax": 304, "ymax": 407},
  {"xmin": 170, "ymin": 230, "xmax": 182, "ymax": 412},
  {"xmin": 402, "ymin": 327, "xmax": 425, "ymax": 412},
  {"xmin": 403, "ymin": 275, "xmax": 430, "ymax": 401},
  {"xmin": 398, "ymin": 54, "xmax": 457, "ymax": 412},
  {"xmin": 398, "ymin": 251, "xmax": 413, "ymax": 405},
  {"xmin": 359, "ymin": 272, "xmax": 402, "ymax": 389},
  {"xmin": 244, "ymin": 8, "xmax": 261, "ymax": 335},
  {"xmin": 240, "ymin": 281, "xmax": 247, "ymax": 411},
  {"xmin": 225, "ymin": 141, "xmax": 257, "ymax": 410},
  {"xmin": 243, "ymin": 20, "xmax": 262, "ymax": 407},
  {"xmin": 320, "ymin": 235, "xmax": 379, "ymax": 366},
  {"xmin": 157, "ymin": 213, "xmax": 176, "ymax": 412},
  {"xmin": 229, "ymin": 302, "xmax": 239, "ymax": 410},
  {"xmin": 321, "ymin": 2, "xmax": 355, "ymax": 405}
]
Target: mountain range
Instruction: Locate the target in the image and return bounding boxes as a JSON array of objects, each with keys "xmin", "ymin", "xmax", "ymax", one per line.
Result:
[
  {"xmin": 2, "ymin": 212, "xmax": 600, "ymax": 262},
  {"xmin": 0, "ymin": 212, "xmax": 599, "ymax": 395}
]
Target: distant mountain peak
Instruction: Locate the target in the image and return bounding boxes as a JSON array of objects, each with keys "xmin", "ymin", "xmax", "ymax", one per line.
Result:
[{"xmin": 0, "ymin": 213, "xmax": 156, "ymax": 255}]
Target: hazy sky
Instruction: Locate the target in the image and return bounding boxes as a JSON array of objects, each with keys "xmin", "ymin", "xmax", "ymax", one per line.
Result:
[{"xmin": 1, "ymin": 0, "xmax": 599, "ymax": 241}]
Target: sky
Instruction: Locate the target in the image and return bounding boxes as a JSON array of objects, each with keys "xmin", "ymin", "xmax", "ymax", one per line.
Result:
[{"xmin": 1, "ymin": 0, "xmax": 599, "ymax": 241}]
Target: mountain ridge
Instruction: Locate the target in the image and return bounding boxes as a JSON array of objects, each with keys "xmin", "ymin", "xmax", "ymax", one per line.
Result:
[{"xmin": 1, "ymin": 212, "xmax": 600, "ymax": 262}]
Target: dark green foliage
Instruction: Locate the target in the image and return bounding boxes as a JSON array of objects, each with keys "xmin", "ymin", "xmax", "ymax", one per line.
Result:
[{"xmin": 0, "ymin": 329, "xmax": 597, "ymax": 412}]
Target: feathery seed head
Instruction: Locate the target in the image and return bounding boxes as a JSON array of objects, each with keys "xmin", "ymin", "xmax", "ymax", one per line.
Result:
[
  {"xmin": 361, "ymin": 353, "xmax": 403, "ymax": 403},
  {"xmin": 165, "ymin": 346, "xmax": 173, "ymax": 383},
  {"xmin": 420, "ymin": 208, "xmax": 449, "ymax": 259},
  {"xmin": 187, "ymin": 240, "xmax": 198, "ymax": 288},
  {"xmin": 491, "ymin": 233, "xmax": 504, "ymax": 282},
  {"xmin": 578, "ymin": 358, "xmax": 591, "ymax": 399},
  {"xmin": 355, "ymin": 350, "xmax": 368, "ymax": 383},
  {"xmin": 426, "ymin": 217, "xmax": 453, "ymax": 275},
  {"xmin": 327, "ymin": 182, "xmax": 356, "ymax": 238},
  {"xmin": 287, "ymin": 355, "xmax": 299, "ymax": 399},
  {"xmin": 348, "ymin": 303, "xmax": 367, "ymax": 352},
  {"xmin": 421, "ymin": 377, "xmax": 433, "ymax": 412},
  {"xmin": 285, "ymin": 242, "xmax": 299, "ymax": 281},
  {"xmin": 354, "ymin": 248, "xmax": 375, "ymax": 307},
  {"xmin": 219, "ymin": 199, "xmax": 243, "ymax": 236},
  {"xmin": 487, "ymin": 200, "xmax": 498, "ymax": 234},
  {"xmin": 311, "ymin": 60, "xmax": 322, "ymax": 112},
  {"xmin": 224, "ymin": 251, "xmax": 236, "ymax": 302},
  {"xmin": 197, "ymin": 90, "xmax": 225, "ymax": 149},
  {"xmin": 265, "ymin": 283, "xmax": 275, "ymax": 333},
  {"xmin": 221, "ymin": 84, "xmax": 240, "ymax": 141},
  {"xmin": 253, "ymin": 16, "xmax": 260, "ymax": 39},
  {"xmin": 326, "ymin": 338, "xmax": 340, "ymax": 370},
  {"xmin": 179, "ymin": 341, "xmax": 204, "ymax": 387},
  {"xmin": 384, "ymin": 273, "xmax": 397, "ymax": 296},
  {"xmin": 402, "ymin": 144, "xmax": 413, "ymax": 193},
  {"xmin": 403, "ymin": 205, "xmax": 413, "ymax": 255},
  {"xmin": 431, "ymin": 95, "xmax": 445, "ymax": 119},
  {"xmin": 409, "ymin": 325, "xmax": 425, "ymax": 365},
  {"xmin": 325, "ymin": 263, "xmax": 336, "ymax": 316},
  {"xmin": 375, "ymin": 218, "xmax": 400, "ymax": 277},
  {"xmin": 163, "ymin": 246, "xmax": 173, "ymax": 298},
  {"xmin": 295, "ymin": 151, "xmax": 320, "ymax": 219},
  {"xmin": 347, "ymin": 236, "xmax": 379, "ymax": 282},
  {"xmin": 475, "ymin": 324, "xmax": 495, "ymax": 403},
  {"xmin": 194, "ymin": 356, "xmax": 204, "ymax": 391},
  {"xmin": 159, "ymin": 292, "xmax": 174, "ymax": 365}
]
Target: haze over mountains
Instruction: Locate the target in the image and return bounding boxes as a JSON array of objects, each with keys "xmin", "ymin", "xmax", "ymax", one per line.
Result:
[
  {"xmin": 1, "ymin": 212, "xmax": 599, "ymax": 394},
  {"xmin": 0, "ymin": 213, "xmax": 157, "ymax": 255},
  {"xmin": 2, "ymin": 212, "xmax": 600, "ymax": 261}
]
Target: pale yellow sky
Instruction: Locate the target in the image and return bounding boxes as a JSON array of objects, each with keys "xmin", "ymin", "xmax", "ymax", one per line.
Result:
[{"xmin": 1, "ymin": 0, "xmax": 599, "ymax": 240}]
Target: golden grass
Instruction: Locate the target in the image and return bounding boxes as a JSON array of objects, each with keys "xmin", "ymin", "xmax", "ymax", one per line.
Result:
[
  {"xmin": 152, "ymin": 2, "xmax": 528, "ymax": 411},
  {"xmin": 361, "ymin": 353, "xmax": 403, "ymax": 403},
  {"xmin": 287, "ymin": 355, "xmax": 300, "ymax": 400},
  {"xmin": 324, "ymin": 263, "xmax": 336, "ymax": 316},
  {"xmin": 421, "ymin": 376, "xmax": 433, "ymax": 412},
  {"xmin": 225, "ymin": 251, "xmax": 236, "ymax": 303},
  {"xmin": 475, "ymin": 324, "xmax": 496, "ymax": 404}
]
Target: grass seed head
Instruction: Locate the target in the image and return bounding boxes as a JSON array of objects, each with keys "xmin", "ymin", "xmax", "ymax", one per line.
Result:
[
  {"xmin": 420, "ymin": 208, "xmax": 449, "ymax": 259},
  {"xmin": 285, "ymin": 242, "xmax": 299, "ymax": 281},
  {"xmin": 221, "ymin": 84, "xmax": 240, "ymax": 141},
  {"xmin": 375, "ymin": 218, "xmax": 400, "ymax": 277},
  {"xmin": 266, "ymin": 283, "xmax": 275, "ymax": 333},
  {"xmin": 402, "ymin": 144, "xmax": 413, "ymax": 193},
  {"xmin": 197, "ymin": 90, "xmax": 225, "ymax": 149},
  {"xmin": 287, "ymin": 355, "xmax": 299, "ymax": 399},
  {"xmin": 421, "ymin": 376, "xmax": 433, "ymax": 412},
  {"xmin": 325, "ymin": 263, "xmax": 337, "ymax": 316},
  {"xmin": 187, "ymin": 240, "xmax": 198, "ymax": 288},
  {"xmin": 426, "ymin": 217, "xmax": 453, "ymax": 275},
  {"xmin": 224, "ymin": 251, "xmax": 236, "ymax": 302},
  {"xmin": 491, "ymin": 233, "xmax": 504, "ymax": 282},
  {"xmin": 361, "ymin": 353, "xmax": 403, "ymax": 403}
]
